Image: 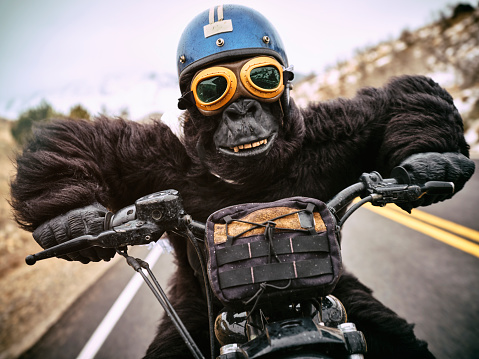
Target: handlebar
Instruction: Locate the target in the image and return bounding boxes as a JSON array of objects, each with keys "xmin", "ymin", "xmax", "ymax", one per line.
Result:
[
  {"xmin": 25, "ymin": 168, "xmax": 454, "ymax": 265},
  {"xmin": 327, "ymin": 170, "xmax": 454, "ymax": 213}
]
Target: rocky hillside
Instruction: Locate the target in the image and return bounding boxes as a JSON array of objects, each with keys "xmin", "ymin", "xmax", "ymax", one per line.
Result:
[{"xmin": 292, "ymin": 4, "xmax": 479, "ymax": 153}]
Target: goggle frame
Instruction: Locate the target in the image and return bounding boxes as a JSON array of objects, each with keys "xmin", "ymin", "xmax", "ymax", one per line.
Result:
[{"xmin": 191, "ymin": 56, "xmax": 286, "ymax": 114}]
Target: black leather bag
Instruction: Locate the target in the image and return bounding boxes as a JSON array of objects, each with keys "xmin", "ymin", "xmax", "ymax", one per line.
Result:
[{"xmin": 205, "ymin": 197, "xmax": 343, "ymax": 309}]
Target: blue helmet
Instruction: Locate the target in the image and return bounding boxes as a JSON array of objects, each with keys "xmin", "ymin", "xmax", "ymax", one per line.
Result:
[{"xmin": 176, "ymin": 4, "xmax": 290, "ymax": 93}]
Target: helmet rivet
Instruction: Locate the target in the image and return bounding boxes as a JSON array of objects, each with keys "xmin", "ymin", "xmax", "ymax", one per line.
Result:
[
  {"xmin": 179, "ymin": 55, "xmax": 186, "ymax": 64},
  {"xmin": 216, "ymin": 38, "xmax": 225, "ymax": 47},
  {"xmin": 262, "ymin": 36, "xmax": 270, "ymax": 44}
]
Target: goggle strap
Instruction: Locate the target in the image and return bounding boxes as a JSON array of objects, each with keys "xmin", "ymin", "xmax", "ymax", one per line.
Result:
[
  {"xmin": 283, "ymin": 70, "xmax": 294, "ymax": 85},
  {"xmin": 178, "ymin": 91, "xmax": 196, "ymax": 110}
]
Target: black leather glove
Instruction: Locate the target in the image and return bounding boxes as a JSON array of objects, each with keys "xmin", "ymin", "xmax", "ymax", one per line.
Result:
[
  {"xmin": 395, "ymin": 152, "xmax": 475, "ymax": 212},
  {"xmin": 32, "ymin": 203, "xmax": 116, "ymax": 264}
]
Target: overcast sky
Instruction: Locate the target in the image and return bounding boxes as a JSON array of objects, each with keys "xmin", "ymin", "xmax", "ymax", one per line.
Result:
[{"xmin": 0, "ymin": 0, "xmax": 472, "ymax": 102}]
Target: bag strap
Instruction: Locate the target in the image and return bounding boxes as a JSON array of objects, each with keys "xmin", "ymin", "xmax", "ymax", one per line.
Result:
[
  {"xmin": 218, "ymin": 257, "xmax": 333, "ymax": 289},
  {"xmin": 215, "ymin": 233, "xmax": 330, "ymax": 266},
  {"xmin": 223, "ymin": 207, "xmax": 318, "ymax": 247}
]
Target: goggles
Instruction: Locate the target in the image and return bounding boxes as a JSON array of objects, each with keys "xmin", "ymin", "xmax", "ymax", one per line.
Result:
[{"xmin": 178, "ymin": 56, "xmax": 293, "ymax": 116}]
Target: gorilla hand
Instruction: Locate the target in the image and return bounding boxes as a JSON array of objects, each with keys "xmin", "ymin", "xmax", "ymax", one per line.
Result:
[
  {"xmin": 395, "ymin": 152, "xmax": 475, "ymax": 213},
  {"xmin": 32, "ymin": 203, "xmax": 116, "ymax": 263}
]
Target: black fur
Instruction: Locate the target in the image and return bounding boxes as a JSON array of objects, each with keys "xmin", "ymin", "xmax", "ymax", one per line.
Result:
[{"xmin": 11, "ymin": 75, "xmax": 470, "ymax": 358}]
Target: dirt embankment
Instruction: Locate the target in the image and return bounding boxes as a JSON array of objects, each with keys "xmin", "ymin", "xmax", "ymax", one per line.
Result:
[{"xmin": 0, "ymin": 119, "xmax": 117, "ymax": 359}]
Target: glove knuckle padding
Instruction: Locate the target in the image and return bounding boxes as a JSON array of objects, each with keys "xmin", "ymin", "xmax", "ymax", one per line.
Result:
[
  {"xmin": 33, "ymin": 222, "xmax": 59, "ymax": 250},
  {"xmin": 398, "ymin": 152, "xmax": 475, "ymax": 211},
  {"xmin": 67, "ymin": 207, "xmax": 103, "ymax": 239},
  {"xmin": 32, "ymin": 203, "xmax": 115, "ymax": 263},
  {"xmin": 401, "ymin": 152, "xmax": 475, "ymax": 186}
]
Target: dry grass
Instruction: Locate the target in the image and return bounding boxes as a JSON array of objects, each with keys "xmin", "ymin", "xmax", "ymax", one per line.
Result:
[
  {"xmin": 0, "ymin": 119, "xmax": 33, "ymax": 277},
  {"xmin": 0, "ymin": 119, "xmax": 116, "ymax": 359}
]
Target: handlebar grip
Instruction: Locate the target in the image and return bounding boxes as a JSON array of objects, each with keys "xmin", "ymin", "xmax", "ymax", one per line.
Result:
[{"xmin": 421, "ymin": 181, "xmax": 455, "ymax": 195}]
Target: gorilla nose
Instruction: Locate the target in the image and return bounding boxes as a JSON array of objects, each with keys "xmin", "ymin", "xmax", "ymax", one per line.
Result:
[{"xmin": 223, "ymin": 98, "xmax": 262, "ymax": 119}]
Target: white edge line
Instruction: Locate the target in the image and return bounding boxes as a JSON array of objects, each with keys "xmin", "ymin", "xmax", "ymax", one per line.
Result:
[{"xmin": 76, "ymin": 245, "xmax": 165, "ymax": 359}]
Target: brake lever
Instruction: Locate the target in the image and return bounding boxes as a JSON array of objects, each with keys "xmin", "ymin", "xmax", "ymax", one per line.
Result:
[
  {"xmin": 25, "ymin": 220, "xmax": 165, "ymax": 265},
  {"xmin": 26, "ymin": 231, "xmax": 116, "ymax": 265},
  {"xmin": 420, "ymin": 181, "xmax": 455, "ymax": 195}
]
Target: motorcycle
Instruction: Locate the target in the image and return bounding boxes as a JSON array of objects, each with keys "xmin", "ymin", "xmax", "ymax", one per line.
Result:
[{"xmin": 25, "ymin": 167, "xmax": 454, "ymax": 359}]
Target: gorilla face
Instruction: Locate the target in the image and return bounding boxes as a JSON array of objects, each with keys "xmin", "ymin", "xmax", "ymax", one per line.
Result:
[{"xmin": 212, "ymin": 98, "xmax": 281, "ymax": 159}]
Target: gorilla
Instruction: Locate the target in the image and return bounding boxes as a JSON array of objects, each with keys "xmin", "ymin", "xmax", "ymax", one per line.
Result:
[{"xmin": 10, "ymin": 5, "xmax": 475, "ymax": 359}]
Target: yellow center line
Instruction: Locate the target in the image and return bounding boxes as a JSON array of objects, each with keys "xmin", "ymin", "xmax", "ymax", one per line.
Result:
[
  {"xmin": 385, "ymin": 204, "xmax": 479, "ymax": 243},
  {"xmin": 360, "ymin": 202, "xmax": 479, "ymax": 258}
]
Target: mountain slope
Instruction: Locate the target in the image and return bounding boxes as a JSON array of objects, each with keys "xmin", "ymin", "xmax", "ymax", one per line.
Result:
[{"xmin": 292, "ymin": 4, "xmax": 479, "ymax": 152}]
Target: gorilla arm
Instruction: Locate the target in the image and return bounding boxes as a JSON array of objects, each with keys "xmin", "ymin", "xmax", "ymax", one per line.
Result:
[
  {"xmin": 10, "ymin": 116, "xmax": 190, "ymax": 233},
  {"xmin": 376, "ymin": 75, "xmax": 470, "ymax": 168},
  {"xmin": 300, "ymin": 75, "xmax": 472, "ymax": 193},
  {"xmin": 299, "ymin": 75, "xmax": 473, "ymax": 358}
]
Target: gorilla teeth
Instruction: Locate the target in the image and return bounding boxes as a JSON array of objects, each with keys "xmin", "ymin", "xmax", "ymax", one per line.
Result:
[{"xmin": 231, "ymin": 139, "xmax": 268, "ymax": 152}]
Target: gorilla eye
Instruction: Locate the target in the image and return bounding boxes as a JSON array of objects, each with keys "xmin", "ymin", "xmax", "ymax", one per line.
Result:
[
  {"xmin": 197, "ymin": 76, "xmax": 228, "ymax": 103},
  {"xmin": 249, "ymin": 66, "xmax": 280, "ymax": 90}
]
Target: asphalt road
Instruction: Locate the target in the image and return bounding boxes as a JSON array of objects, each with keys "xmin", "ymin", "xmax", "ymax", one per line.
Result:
[
  {"xmin": 341, "ymin": 166, "xmax": 479, "ymax": 359},
  {"xmin": 19, "ymin": 160, "xmax": 479, "ymax": 359}
]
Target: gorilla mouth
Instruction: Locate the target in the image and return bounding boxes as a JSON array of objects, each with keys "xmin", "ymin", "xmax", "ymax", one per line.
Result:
[
  {"xmin": 231, "ymin": 138, "xmax": 268, "ymax": 152},
  {"xmin": 218, "ymin": 134, "xmax": 277, "ymax": 158}
]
